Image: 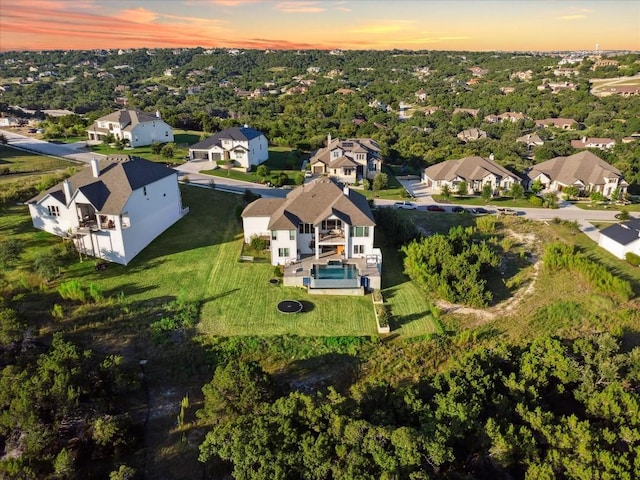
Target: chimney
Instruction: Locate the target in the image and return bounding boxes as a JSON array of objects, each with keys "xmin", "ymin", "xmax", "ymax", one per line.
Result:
[
  {"xmin": 156, "ymin": 109, "xmax": 161, "ymax": 118},
  {"xmin": 91, "ymin": 158, "xmax": 100, "ymax": 178},
  {"xmin": 243, "ymin": 123, "xmax": 249, "ymax": 128},
  {"xmin": 489, "ymin": 153, "xmax": 494, "ymax": 161},
  {"xmin": 582, "ymin": 136, "xmax": 586, "ymax": 143},
  {"xmin": 343, "ymin": 184, "xmax": 350, "ymax": 196},
  {"xmin": 327, "ymin": 133, "xmax": 332, "ymax": 146},
  {"xmin": 62, "ymin": 179, "xmax": 73, "ymax": 205}
]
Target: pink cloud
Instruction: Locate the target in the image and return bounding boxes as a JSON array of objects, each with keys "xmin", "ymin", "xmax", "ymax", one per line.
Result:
[{"xmin": 275, "ymin": 1, "xmax": 325, "ymax": 13}]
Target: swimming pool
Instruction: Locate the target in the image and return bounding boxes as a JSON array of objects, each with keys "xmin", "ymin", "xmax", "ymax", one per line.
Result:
[{"xmin": 313, "ymin": 263, "xmax": 358, "ymax": 280}]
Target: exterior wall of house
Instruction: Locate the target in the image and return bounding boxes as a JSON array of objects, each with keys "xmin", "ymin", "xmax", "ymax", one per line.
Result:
[
  {"xmin": 28, "ymin": 195, "xmax": 76, "ymax": 238},
  {"xmin": 246, "ymin": 136, "xmax": 269, "ymax": 170},
  {"xmin": 242, "ymin": 216, "xmax": 271, "ymax": 243},
  {"xmin": 126, "ymin": 121, "xmax": 174, "ymax": 147},
  {"xmin": 349, "ymin": 225, "xmax": 374, "ymax": 258},
  {"xmin": 119, "ymin": 174, "xmax": 184, "ymax": 264},
  {"xmin": 270, "ymin": 229, "xmax": 298, "ymax": 265},
  {"xmin": 598, "ymin": 235, "xmax": 640, "ymax": 260}
]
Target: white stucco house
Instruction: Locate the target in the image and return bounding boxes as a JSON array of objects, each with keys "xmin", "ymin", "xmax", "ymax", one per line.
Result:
[
  {"xmin": 422, "ymin": 155, "xmax": 521, "ymax": 194},
  {"xmin": 27, "ymin": 155, "xmax": 188, "ymax": 265},
  {"xmin": 188, "ymin": 126, "xmax": 268, "ymax": 172},
  {"xmin": 598, "ymin": 218, "xmax": 640, "ymax": 259},
  {"xmin": 241, "ymin": 178, "xmax": 381, "ymax": 293},
  {"xmin": 524, "ymin": 151, "xmax": 627, "ymax": 197},
  {"xmin": 87, "ymin": 109, "xmax": 174, "ymax": 147},
  {"xmin": 309, "ymin": 135, "xmax": 382, "ymax": 184}
]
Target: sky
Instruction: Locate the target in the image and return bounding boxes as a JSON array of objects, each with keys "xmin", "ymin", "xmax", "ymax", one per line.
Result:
[{"xmin": 1, "ymin": 0, "xmax": 639, "ymax": 52}]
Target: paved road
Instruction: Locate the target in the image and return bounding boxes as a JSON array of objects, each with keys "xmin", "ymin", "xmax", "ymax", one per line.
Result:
[
  {"xmin": 2, "ymin": 130, "xmax": 628, "ymax": 242},
  {"xmin": 1, "ymin": 129, "xmax": 104, "ymax": 164}
]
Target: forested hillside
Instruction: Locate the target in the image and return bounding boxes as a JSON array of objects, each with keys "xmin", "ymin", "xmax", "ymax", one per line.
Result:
[{"xmin": 2, "ymin": 48, "xmax": 640, "ymax": 189}]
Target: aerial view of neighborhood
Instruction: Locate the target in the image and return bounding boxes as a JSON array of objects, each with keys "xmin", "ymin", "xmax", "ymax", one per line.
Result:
[{"xmin": 0, "ymin": 0, "xmax": 639, "ymax": 478}]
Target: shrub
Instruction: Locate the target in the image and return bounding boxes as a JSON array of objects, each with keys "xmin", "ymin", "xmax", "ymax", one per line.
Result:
[
  {"xmin": 528, "ymin": 195, "xmax": 543, "ymax": 207},
  {"xmin": 58, "ymin": 280, "xmax": 87, "ymax": 302},
  {"xmin": 51, "ymin": 304, "xmax": 64, "ymax": 320},
  {"xmin": 34, "ymin": 251, "xmax": 64, "ymax": 281},
  {"xmin": 294, "ymin": 172, "xmax": 305, "ymax": 185},
  {"xmin": 0, "ymin": 238, "xmax": 23, "ymax": 268},
  {"xmin": 250, "ymin": 235, "xmax": 267, "ymax": 251},
  {"xmin": 617, "ymin": 209, "xmax": 630, "ymax": 221},
  {"xmin": 375, "ymin": 303, "xmax": 390, "ymax": 327},
  {"xmin": 476, "ymin": 215, "xmax": 497, "ymax": 234},
  {"xmin": 626, "ymin": 252, "xmax": 640, "ymax": 267}
]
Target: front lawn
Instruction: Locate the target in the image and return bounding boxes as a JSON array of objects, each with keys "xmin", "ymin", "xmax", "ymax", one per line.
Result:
[
  {"xmin": 432, "ymin": 194, "xmax": 538, "ymax": 208},
  {"xmin": 0, "ymin": 144, "xmax": 74, "ymax": 176}
]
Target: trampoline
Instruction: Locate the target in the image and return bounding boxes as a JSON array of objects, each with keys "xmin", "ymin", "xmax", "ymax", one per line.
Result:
[{"xmin": 277, "ymin": 299, "xmax": 303, "ymax": 314}]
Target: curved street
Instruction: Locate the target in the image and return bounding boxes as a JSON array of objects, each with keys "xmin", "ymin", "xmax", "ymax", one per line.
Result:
[{"xmin": 3, "ymin": 129, "xmax": 630, "ymax": 243}]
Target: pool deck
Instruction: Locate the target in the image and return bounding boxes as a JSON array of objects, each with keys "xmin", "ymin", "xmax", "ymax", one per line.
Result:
[{"xmin": 283, "ymin": 251, "xmax": 381, "ymax": 290}]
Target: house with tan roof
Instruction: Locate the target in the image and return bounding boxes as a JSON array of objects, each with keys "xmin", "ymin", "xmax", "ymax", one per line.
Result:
[
  {"xmin": 457, "ymin": 128, "xmax": 487, "ymax": 142},
  {"xmin": 422, "ymin": 155, "xmax": 521, "ymax": 194},
  {"xmin": 485, "ymin": 112, "xmax": 528, "ymax": 123},
  {"xmin": 309, "ymin": 135, "xmax": 382, "ymax": 183},
  {"xmin": 571, "ymin": 137, "xmax": 616, "ymax": 150},
  {"xmin": 535, "ymin": 118, "xmax": 578, "ymax": 130},
  {"xmin": 188, "ymin": 125, "xmax": 268, "ymax": 172},
  {"xmin": 27, "ymin": 155, "xmax": 188, "ymax": 265},
  {"xmin": 524, "ymin": 151, "xmax": 627, "ymax": 197},
  {"xmin": 517, "ymin": 133, "xmax": 544, "ymax": 149},
  {"xmin": 87, "ymin": 109, "xmax": 174, "ymax": 147},
  {"xmin": 241, "ymin": 178, "xmax": 381, "ymax": 293}
]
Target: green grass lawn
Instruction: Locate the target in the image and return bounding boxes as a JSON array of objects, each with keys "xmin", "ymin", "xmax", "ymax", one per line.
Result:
[
  {"xmin": 0, "ymin": 144, "xmax": 74, "ymax": 176},
  {"xmin": 573, "ymin": 201, "xmax": 640, "ymax": 212},
  {"xmin": 59, "ymin": 186, "xmax": 378, "ymax": 336},
  {"xmin": 432, "ymin": 194, "xmax": 536, "ymax": 208}
]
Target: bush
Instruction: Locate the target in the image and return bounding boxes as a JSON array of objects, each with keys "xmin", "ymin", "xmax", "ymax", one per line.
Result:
[
  {"xmin": 626, "ymin": 252, "xmax": 640, "ymax": 267},
  {"xmin": 0, "ymin": 238, "xmax": 23, "ymax": 268},
  {"xmin": 58, "ymin": 280, "xmax": 87, "ymax": 302},
  {"xmin": 250, "ymin": 235, "xmax": 267, "ymax": 251},
  {"xmin": 528, "ymin": 195, "xmax": 543, "ymax": 207}
]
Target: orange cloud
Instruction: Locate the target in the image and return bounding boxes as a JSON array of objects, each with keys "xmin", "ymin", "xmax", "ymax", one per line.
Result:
[
  {"xmin": 113, "ymin": 8, "xmax": 160, "ymax": 24},
  {"xmin": 276, "ymin": 1, "xmax": 325, "ymax": 13},
  {"xmin": 349, "ymin": 21, "xmax": 414, "ymax": 34}
]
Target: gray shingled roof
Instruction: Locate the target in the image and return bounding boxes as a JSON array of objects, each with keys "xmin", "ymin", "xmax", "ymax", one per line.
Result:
[
  {"xmin": 525, "ymin": 151, "xmax": 624, "ymax": 186},
  {"xmin": 94, "ymin": 109, "xmax": 159, "ymax": 126},
  {"xmin": 190, "ymin": 126, "xmax": 264, "ymax": 150},
  {"xmin": 241, "ymin": 178, "xmax": 375, "ymax": 230},
  {"xmin": 309, "ymin": 137, "xmax": 379, "ymax": 166},
  {"xmin": 600, "ymin": 218, "xmax": 640, "ymax": 245},
  {"xmin": 424, "ymin": 156, "xmax": 520, "ymax": 182},
  {"xmin": 28, "ymin": 155, "xmax": 176, "ymax": 215}
]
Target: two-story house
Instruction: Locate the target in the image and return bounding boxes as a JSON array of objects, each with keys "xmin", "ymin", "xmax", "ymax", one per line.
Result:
[
  {"xmin": 27, "ymin": 155, "xmax": 188, "ymax": 265},
  {"xmin": 188, "ymin": 125, "xmax": 268, "ymax": 172},
  {"xmin": 87, "ymin": 109, "xmax": 174, "ymax": 147},
  {"xmin": 309, "ymin": 135, "xmax": 382, "ymax": 183},
  {"xmin": 241, "ymin": 178, "xmax": 381, "ymax": 293}
]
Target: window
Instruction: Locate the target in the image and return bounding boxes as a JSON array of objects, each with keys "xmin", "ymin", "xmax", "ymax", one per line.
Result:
[
  {"xmin": 289, "ymin": 230, "xmax": 295, "ymax": 240},
  {"xmin": 235, "ymin": 150, "xmax": 243, "ymax": 159},
  {"xmin": 165, "ymin": 131, "xmax": 169, "ymax": 137},
  {"xmin": 354, "ymin": 245, "xmax": 364, "ymax": 255},
  {"xmin": 298, "ymin": 223, "xmax": 314, "ymax": 234},
  {"xmin": 351, "ymin": 226, "xmax": 369, "ymax": 237},
  {"xmin": 271, "ymin": 231, "xmax": 277, "ymax": 240},
  {"xmin": 278, "ymin": 248, "xmax": 289, "ymax": 257},
  {"xmin": 143, "ymin": 186, "xmax": 147, "ymax": 196},
  {"xmin": 47, "ymin": 205, "xmax": 60, "ymax": 217}
]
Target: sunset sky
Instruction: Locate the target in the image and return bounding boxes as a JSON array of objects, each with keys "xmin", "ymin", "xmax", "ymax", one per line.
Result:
[{"xmin": 1, "ymin": 0, "xmax": 638, "ymax": 52}]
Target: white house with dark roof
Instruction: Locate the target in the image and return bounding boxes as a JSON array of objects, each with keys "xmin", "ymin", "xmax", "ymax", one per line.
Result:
[
  {"xmin": 241, "ymin": 178, "xmax": 381, "ymax": 293},
  {"xmin": 524, "ymin": 151, "xmax": 627, "ymax": 196},
  {"xmin": 188, "ymin": 126, "xmax": 268, "ymax": 172},
  {"xmin": 598, "ymin": 218, "xmax": 640, "ymax": 259},
  {"xmin": 87, "ymin": 109, "xmax": 174, "ymax": 147},
  {"xmin": 309, "ymin": 135, "xmax": 382, "ymax": 183},
  {"xmin": 27, "ymin": 155, "xmax": 188, "ymax": 265},
  {"xmin": 422, "ymin": 155, "xmax": 521, "ymax": 194}
]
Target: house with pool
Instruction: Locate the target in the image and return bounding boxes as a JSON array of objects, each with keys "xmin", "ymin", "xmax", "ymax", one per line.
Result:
[{"xmin": 241, "ymin": 178, "xmax": 382, "ymax": 295}]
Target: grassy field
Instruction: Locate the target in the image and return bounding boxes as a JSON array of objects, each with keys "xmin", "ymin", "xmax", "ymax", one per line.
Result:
[{"xmin": 0, "ymin": 144, "xmax": 74, "ymax": 178}]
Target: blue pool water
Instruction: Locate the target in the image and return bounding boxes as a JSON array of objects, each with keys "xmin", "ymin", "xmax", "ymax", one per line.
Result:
[{"xmin": 313, "ymin": 263, "xmax": 358, "ymax": 280}]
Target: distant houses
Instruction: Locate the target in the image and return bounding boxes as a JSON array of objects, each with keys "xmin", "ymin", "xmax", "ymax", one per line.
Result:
[
  {"xmin": 571, "ymin": 137, "xmax": 616, "ymax": 150},
  {"xmin": 457, "ymin": 128, "xmax": 487, "ymax": 142},
  {"xmin": 535, "ymin": 118, "xmax": 578, "ymax": 130},
  {"xmin": 524, "ymin": 151, "xmax": 627, "ymax": 197},
  {"xmin": 422, "ymin": 155, "xmax": 521, "ymax": 194},
  {"xmin": 188, "ymin": 126, "xmax": 268, "ymax": 172},
  {"xmin": 87, "ymin": 109, "xmax": 174, "ymax": 147}
]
